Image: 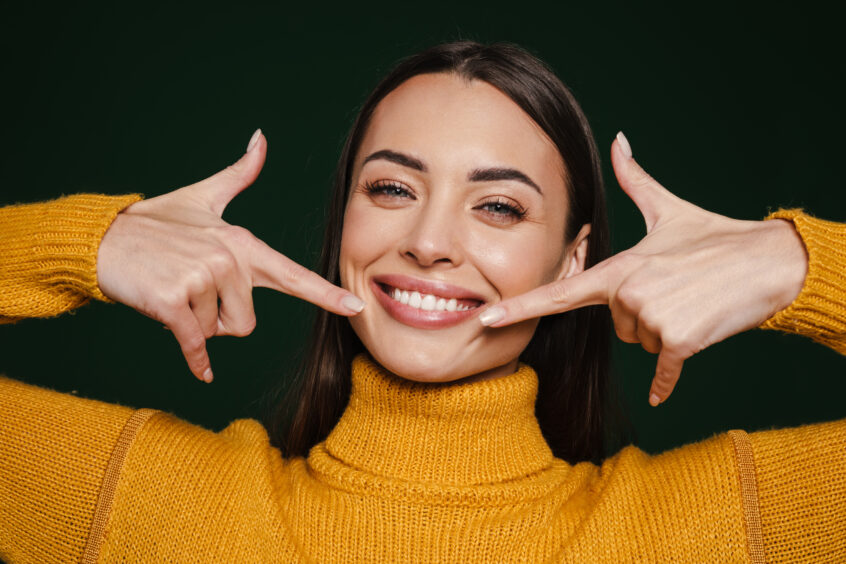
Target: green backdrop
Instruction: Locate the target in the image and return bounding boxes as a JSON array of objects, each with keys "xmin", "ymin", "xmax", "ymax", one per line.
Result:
[{"xmin": 1, "ymin": 3, "xmax": 843, "ymax": 457}]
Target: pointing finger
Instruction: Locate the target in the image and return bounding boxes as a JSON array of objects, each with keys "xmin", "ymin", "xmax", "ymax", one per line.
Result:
[
  {"xmin": 479, "ymin": 265, "xmax": 608, "ymax": 327},
  {"xmin": 248, "ymin": 238, "xmax": 365, "ymax": 316},
  {"xmin": 648, "ymin": 348, "xmax": 685, "ymax": 406},
  {"xmin": 165, "ymin": 306, "xmax": 214, "ymax": 383}
]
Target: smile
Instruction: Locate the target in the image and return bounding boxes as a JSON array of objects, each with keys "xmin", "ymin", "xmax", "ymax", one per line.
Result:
[{"xmin": 370, "ymin": 275, "xmax": 487, "ymax": 330}]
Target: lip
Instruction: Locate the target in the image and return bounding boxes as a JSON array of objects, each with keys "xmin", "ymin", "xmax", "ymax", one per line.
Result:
[{"xmin": 370, "ymin": 274, "xmax": 487, "ymax": 330}]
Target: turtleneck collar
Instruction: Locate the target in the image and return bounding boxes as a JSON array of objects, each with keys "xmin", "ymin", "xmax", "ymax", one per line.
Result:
[{"xmin": 317, "ymin": 354, "xmax": 554, "ymax": 486}]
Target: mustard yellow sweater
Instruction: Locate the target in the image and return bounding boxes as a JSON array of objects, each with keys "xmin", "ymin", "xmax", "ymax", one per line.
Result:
[{"xmin": 1, "ymin": 196, "xmax": 845, "ymax": 563}]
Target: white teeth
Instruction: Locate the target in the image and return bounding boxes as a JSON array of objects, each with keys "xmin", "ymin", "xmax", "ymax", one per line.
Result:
[
  {"xmin": 386, "ymin": 285, "xmax": 477, "ymax": 312},
  {"xmin": 420, "ymin": 294, "xmax": 437, "ymax": 311},
  {"xmin": 408, "ymin": 291, "xmax": 422, "ymax": 308}
]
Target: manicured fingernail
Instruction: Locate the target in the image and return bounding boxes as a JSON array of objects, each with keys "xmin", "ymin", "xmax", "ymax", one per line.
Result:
[
  {"xmin": 649, "ymin": 393, "xmax": 660, "ymax": 407},
  {"xmin": 616, "ymin": 131, "xmax": 633, "ymax": 159},
  {"xmin": 479, "ymin": 306, "xmax": 505, "ymax": 327},
  {"xmin": 247, "ymin": 128, "xmax": 262, "ymax": 152},
  {"xmin": 203, "ymin": 368, "xmax": 214, "ymax": 383},
  {"xmin": 341, "ymin": 295, "xmax": 366, "ymax": 313}
]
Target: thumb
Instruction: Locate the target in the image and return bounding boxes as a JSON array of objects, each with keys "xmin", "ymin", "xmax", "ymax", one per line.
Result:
[
  {"xmin": 611, "ymin": 132, "xmax": 676, "ymax": 232},
  {"xmin": 198, "ymin": 129, "xmax": 267, "ymax": 216}
]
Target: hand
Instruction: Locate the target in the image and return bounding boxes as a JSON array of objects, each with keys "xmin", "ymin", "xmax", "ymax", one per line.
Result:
[
  {"xmin": 96, "ymin": 130, "xmax": 365, "ymax": 383},
  {"xmin": 480, "ymin": 132, "xmax": 808, "ymax": 406}
]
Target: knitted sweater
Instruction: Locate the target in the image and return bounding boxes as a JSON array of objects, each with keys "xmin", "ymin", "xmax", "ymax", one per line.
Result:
[{"xmin": 1, "ymin": 196, "xmax": 845, "ymax": 563}]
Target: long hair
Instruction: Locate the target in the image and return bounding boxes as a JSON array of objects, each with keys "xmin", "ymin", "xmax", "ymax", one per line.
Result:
[{"xmin": 264, "ymin": 41, "xmax": 630, "ymax": 465}]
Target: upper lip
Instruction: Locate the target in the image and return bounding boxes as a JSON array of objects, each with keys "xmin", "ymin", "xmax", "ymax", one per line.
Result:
[{"xmin": 372, "ymin": 274, "xmax": 487, "ymax": 303}]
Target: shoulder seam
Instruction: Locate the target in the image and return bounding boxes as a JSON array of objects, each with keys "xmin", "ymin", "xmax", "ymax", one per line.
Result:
[
  {"xmin": 80, "ymin": 407, "xmax": 160, "ymax": 564},
  {"xmin": 727, "ymin": 429, "xmax": 766, "ymax": 564}
]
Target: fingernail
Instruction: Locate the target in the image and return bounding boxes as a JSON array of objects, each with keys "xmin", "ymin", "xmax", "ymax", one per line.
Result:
[
  {"xmin": 479, "ymin": 306, "xmax": 505, "ymax": 327},
  {"xmin": 649, "ymin": 393, "xmax": 660, "ymax": 407},
  {"xmin": 247, "ymin": 128, "xmax": 262, "ymax": 153},
  {"xmin": 616, "ymin": 131, "xmax": 633, "ymax": 159},
  {"xmin": 341, "ymin": 295, "xmax": 366, "ymax": 313},
  {"xmin": 203, "ymin": 368, "xmax": 214, "ymax": 383}
]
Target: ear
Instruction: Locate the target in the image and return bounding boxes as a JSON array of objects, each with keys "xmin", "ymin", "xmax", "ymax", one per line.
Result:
[{"xmin": 557, "ymin": 223, "xmax": 591, "ymax": 280}]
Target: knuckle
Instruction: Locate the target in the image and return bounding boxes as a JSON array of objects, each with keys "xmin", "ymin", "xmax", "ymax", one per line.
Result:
[
  {"xmin": 234, "ymin": 317, "xmax": 257, "ymax": 337},
  {"xmin": 205, "ymin": 247, "xmax": 237, "ymax": 278},
  {"xmin": 221, "ymin": 224, "xmax": 255, "ymax": 247},
  {"xmin": 616, "ymin": 283, "xmax": 645, "ymax": 310},
  {"xmin": 159, "ymin": 291, "xmax": 188, "ymax": 313},
  {"xmin": 184, "ymin": 268, "xmax": 214, "ymax": 295},
  {"xmin": 282, "ymin": 261, "xmax": 308, "ymax": 288},
  {"xmin": 546, "ymin": 282, "xmax": 570, "ymax": 304},
  {"xmin": 181, "ymin": 333, "xmax": 207, "ymax": 355}
]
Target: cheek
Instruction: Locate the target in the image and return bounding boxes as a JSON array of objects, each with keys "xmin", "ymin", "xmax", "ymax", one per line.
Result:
[
  {"xmin": 466, "ymin": 230, "xmax": 564, "ymax": 299},
  {"xmin": 339, "ymin": 201, "xmax": 395, "ymax": 288}
]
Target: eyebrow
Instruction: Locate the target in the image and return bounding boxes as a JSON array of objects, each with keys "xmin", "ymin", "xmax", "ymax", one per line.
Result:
[
  {"xmin": 468, "ymin": 167, "xmax": 542, "ymax": 194},
  {"xmin": 362, "ymin": 149, "xmax": 543, "ymax": 194}
]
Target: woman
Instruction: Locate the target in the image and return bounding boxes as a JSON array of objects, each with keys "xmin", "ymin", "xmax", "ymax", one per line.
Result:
[{"xmin": 1, "ymin": 42, "xmax": 843, "ymax": 562}]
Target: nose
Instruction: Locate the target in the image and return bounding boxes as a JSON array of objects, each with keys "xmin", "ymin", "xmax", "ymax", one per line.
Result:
[{"xmin": 400, "ymin": 201, "xmax": 463, "ymax": 268}]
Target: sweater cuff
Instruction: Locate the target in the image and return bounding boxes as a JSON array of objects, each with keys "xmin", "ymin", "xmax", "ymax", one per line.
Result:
[
  {"xmin": 0, "ymin": 194, "xmax": 143, "ymax": 319},
  {"xmin": 759, "ymin": 209, "xmax": 846, "ymax": 354}
]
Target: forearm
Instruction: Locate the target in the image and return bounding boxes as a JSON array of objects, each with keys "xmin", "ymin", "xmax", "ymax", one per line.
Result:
[
  {"xmin": 0, "ymin": 194, "xmax": 142, "ymax": 323},
  {"xmin": 761, "ymin": 210, "xmax": 846, "ymax": 354}
]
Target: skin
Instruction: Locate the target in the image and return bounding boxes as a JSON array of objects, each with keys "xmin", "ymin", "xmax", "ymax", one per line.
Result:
[
  {"xmin": 339, "ymin": 73, "xmax": 589, "ymax": 383},
  {"xmin": 96, "ymin": 87, "xmax": 808, "ymax": 404}
]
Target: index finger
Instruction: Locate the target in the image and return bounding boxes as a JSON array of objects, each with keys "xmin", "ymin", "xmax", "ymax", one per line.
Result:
[
  {"xmin": 248, "ymin": 238, "xmax": 365, "ymax": 316},
  {"xmin": 479, "ymin": 265, "xmax": 609, "ymax": 327}
]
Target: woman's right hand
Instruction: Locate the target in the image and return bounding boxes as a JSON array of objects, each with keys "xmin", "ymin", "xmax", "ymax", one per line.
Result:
[{"xmin": 96, "ymin": 130, "xmax": 365, "ymax": 383}]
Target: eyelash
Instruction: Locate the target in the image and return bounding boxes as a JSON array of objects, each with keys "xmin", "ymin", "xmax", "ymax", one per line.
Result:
[{"xmin": 362, "ymin": 180, "xmax": 528, "ymax": 222}]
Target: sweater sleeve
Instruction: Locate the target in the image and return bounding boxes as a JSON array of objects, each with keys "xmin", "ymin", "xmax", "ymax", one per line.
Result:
[
  {"xmin": 746, "ymin": 419, "xmax": 846, "ymax": 560},
  {"xmin": 0, "ymin": 193, "xmax": 143, "ymax": 323},
  {"xmin": 0, "ymin": 376, "xmax": 137, "ymax": 563},
  {"xmin": 760, "ymin": 210, "xmax": 846, "ymax": 353}
]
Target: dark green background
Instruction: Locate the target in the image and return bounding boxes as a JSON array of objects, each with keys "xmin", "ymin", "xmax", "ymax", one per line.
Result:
[{"xmin": 1, "ymin": 3, "xmax": 843, "ymax": 456}]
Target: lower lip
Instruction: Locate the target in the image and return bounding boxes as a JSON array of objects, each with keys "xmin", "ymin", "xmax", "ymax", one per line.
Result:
[{"xmin": 370, "ymin": 280, "xmax": 482, "ymax": 330}]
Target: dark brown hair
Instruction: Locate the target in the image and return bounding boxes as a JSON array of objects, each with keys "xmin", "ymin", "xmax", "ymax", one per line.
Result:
[{"xmin": 264, "ymin": 41, "xmax": 630, "ymax": 465}]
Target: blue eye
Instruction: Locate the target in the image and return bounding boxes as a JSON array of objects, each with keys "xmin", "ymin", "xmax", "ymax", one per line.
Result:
[
  {"xmin": 364, "ymin": 181, "xmax": 414, "ymax": 199},
  {"xmin": 476, "ymin": 198, "xmax": 527, "ymax": 222}
]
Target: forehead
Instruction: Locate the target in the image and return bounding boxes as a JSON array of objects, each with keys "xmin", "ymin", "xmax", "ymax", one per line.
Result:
[{"xmin": 356, "ymin": 73, "xmax": 567, "ymax": 190}]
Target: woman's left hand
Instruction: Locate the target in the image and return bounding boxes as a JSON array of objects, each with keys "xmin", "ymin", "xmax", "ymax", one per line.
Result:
[{"xmin": 480, "ymin": 133, "xmax": 808, "ymax": 406}]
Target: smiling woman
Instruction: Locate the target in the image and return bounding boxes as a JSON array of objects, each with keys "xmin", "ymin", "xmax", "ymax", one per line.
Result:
[
  {"xmin": 1, "ymin": 40, "xmax": 846, "ymax": 563},
  {"xmin": 277, "ymin": 45, "xmax": 619, "ymax": 466}
]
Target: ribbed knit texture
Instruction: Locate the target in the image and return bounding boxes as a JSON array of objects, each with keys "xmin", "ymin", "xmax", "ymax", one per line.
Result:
[
  {"xmin": 760, "ymin": 209, "xmax": 846, "ymax": 353},
  {"xmin": 1, "ymin": 196, "xmax": 845, "ymax": 562},
  {"xmin": 3, "ymin": 355, "xmax": 844, "ymax": 562},
  {"xmin": 0, "ymin": 193, "xmax": 142, "ymax": 322}
]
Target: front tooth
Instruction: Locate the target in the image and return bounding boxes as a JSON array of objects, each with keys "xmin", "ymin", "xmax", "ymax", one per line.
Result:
[
  {"xmin": 436, "ymin": 298, "xmax": 447, "ymax": 311},
  {"xmin": 446, "ymin": 298, "xmax": 458, "ymax": 312},
  {"xmin": 392, "ymin": 288, "xmax": 402, "ymax": 301},
  {"xmin": 409, "ymin": 291, "xmax": 422, "ymax": 308},
  {"xmin": 400, "ymin": 290, "xmax": 410, "ymax": 305},
  {"xmin": 420, "ymin": 294, "xmax": 436, "ymax": 311}
]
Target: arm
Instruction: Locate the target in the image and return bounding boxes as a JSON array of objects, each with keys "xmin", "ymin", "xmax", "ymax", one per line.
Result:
[
  {"xmin": 759, "ymin": 209, "xmax": 846, "ymax": 354},
  {"xmin": 485, "ymin": 132, "xmax": 844, "ymax": 405},
  {"xmin": 0, "ymin": 193, "xmax": 142, "ymax": 322},
  {"xmin": 0, "ymin": 376, "xmax": 137, "ymax": 563}
]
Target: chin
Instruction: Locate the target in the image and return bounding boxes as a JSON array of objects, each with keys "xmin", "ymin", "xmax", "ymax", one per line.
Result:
[{"xmin": 365, "ymin": 346, "xmax": 472, "ymax": 383}]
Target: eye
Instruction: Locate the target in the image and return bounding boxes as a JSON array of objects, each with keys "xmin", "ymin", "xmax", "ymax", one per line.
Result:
[
  {"xmin": 474, "ymin": 197, "xmax": 527, "ymax": 223},
  {"xmin": 363, "ymin": 180, "xmax": 415, "ymax": 200}
]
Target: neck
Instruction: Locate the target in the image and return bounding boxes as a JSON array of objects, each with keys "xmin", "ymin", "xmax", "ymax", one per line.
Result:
[{"xmin": 318, "ymin": 354, "xmax": 555, "ymax": 486}]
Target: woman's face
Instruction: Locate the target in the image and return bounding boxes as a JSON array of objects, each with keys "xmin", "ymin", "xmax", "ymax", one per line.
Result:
[{"xmin": 340, "ymin": 72, "xmax": 587, "ymax": 383}]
